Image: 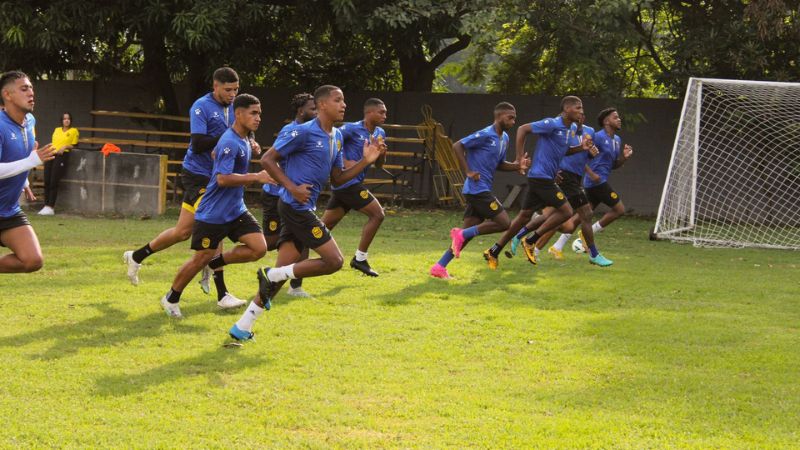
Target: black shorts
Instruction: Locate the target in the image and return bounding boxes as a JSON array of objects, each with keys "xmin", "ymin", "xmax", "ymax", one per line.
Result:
[
  {"xmin": 326, "ymin": 183, "xmax": 376, "ymax": 212},
  {"xmin": 586, "ymin": 182, "xmax": 621, "ymax": 208},
  {"xmin": 181, "ymin": 169, "xmax": 210, "ymax": 213},
  {"xmin": 463, "ymin": 192, "xmax": 504, "ymax": 220},
  {"xmin": 261, "ymin": 191, "xmax": 282, "ymax": 236},
  {"xmin": 0, "ymin": 211, "xmax": 31, "ymax": 247},
  {"xmin": 190, "ymin": 211, "xmax": 262, "ymax": 251},
  {"xmin": 522, "ymin": 178, "xmax": 568, "ymax": 211},
  {"xmin": 277, "ymin": 200, "xmax": 332, "ymax": 251},
  {"xmin": 558, "ymin": 171, "xmax": 589, "ymax": 209}
]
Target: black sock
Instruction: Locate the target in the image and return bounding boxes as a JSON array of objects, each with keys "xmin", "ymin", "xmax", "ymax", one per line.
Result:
[
  {"xmin": 525, "ymin": 232, "xmax": 541, "ymax": 245},
  {"xmin": 132, "ymin": 244, "xmax": 153, "ymax": 264},
  {"xmin": 289, "ymin": 278, "xmax": 303, "ymax": 289},
  {"xmin": 213, "ymin": 271, "xmax": 228, "ymax": 301},
  {"xmin": 166, "ymin": 288, "xmax": 182, "ymax": 304},
  {"xmin": 208, "ymin": 255, "xmax": 226, "ymax": 270},
  {"xmin": 489, "ymin": 243, "xmax": 502, "ymax": 257}
]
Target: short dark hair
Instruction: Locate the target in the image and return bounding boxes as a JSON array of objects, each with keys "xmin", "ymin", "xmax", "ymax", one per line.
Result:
[
  {"xmin": 213, "ymin": 67, "xmax": 239, "ymax": 84},
  {"xmin": 314, "ymin": 85, "xmax": 341, "ymax": 104},
  {"xmin": 364, "ymin": 98, "xmax": 385, "ymax": 110},
  {"xmin": 597, "ymin": 107, "xmax": 617, "ymax": 128},
  {"xmin": 290, "ymin": 93, "xmax": 314, "ymax": 115},
  {"xmin": 0, "ymin": 71, "xmax": 29, "ymax": 105},
  {"xmin": 494, "ymin": 102, "xmax": 515, "ymax": 113},
  {"xmin": 560, "ymin": 95, "xmax": 582, "ymax": 111},
  {"xmin": 233, "ymin": 93, "xmax": 260, "ymax": 110}
]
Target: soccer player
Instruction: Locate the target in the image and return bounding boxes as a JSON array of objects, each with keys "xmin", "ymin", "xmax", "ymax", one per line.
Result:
[
  {"xmin": 160, "ymin": 94, "xmax": 271, "ymax": 318},
  {"xmin": 263, "ymin": 93, "xmax": 317, "ymax": 297},
  {"xmin": 0, "ymin": 71, "xmax": 58, "ymax": 273},
  {"xmin": 124, "ymin": 67, "xmax": 247, "ymax": 309},
  {"xmin": 482, "ymin": 96, "xmax": 596, "ymax": 269},
  {"xmin": 229, "ymin": 85, "xmax": 384, "ymax": 341},
  {"xmin": 320, "ymin": 98, "xmax": 388, "ymax": 277},
  {"xmin": 429, "ymin": 102, "xmax": 528, "ymax": 279}
]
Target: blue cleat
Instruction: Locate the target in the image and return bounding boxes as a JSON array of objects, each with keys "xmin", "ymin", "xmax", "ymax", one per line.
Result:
[
  {"xmin": 256, "ymin": 267, "xmax": 277, "ymax": 310},
  {"xmin": 589, "ymin": 253, "xmax": 613, "ymax": 267},
  {"xmin": 229, "ymin": 324, "xmax": 254, "ymax": 341},
  {"xmin": 505, "ymin": 236, "xmax": 521, "ymax": 259}
]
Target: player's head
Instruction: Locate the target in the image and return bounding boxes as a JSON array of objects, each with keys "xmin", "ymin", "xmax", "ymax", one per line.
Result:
[
  {"xmin": 233, "ymin": 93, "xmax": 261, "ymax": 133},
  {"xmin": 212, "ymin": 67, "xmax": 240, "ymax": 106},
  {"xmin": 560, "ymin": 95, "xmax": 583, "ymax": 122},
  {"xmin": 598, "ymin": 107, "xmax": 621, "ymax": 130},
  {"xmin": 291, "ymin": 93, "xmax": 316, "ymax": 123},
  {"xmin": 363, "ymin": 98, "xmax": 387, "ymax": 126},
  {"xmin": 314, "ymin": 85, "xmax": 346, "ymax": 122},
  {"xmin": 0, "ymin": 71, "xmax": 34, "ymax": 113},
  {"xmin": 61, "ymin": 112, "xmax": 73, "ymax": 128},
  {"xmin": 493, "ymin": 102, "xmax": 516, "ymax": 131}
]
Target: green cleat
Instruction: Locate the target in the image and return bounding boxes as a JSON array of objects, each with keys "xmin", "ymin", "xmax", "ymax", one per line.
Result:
[{"xmin": 589, "ymin": 253, "xmax": 613, "ymax": 267}]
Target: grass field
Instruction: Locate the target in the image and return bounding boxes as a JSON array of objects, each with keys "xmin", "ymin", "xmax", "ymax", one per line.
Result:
[{"xmin": 1, "ymin": 208, "xmax": 799, "ymax": 448}]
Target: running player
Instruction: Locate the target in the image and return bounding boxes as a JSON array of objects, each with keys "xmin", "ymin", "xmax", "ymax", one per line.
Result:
[
  {"xmin": 482, "ymin": 96, "xmax": 596, "ymax": 269},
  {"xmin": 124, "ymin": 67, "xmax": 247, "ymax": 309},
  {"xmin": 263, "ymin": 93, "xmax": 317, "ymax": 297},
  {"xmin": 229, "ymin": 85, "xmax": 384, "ymax": 341},
  {"xmin": 320, "ymin": 98, "xmax": 388, "ymax": 277},
  {"xmin": 160, "ymin": 94, "xmax": 271, "ymax": 318},
  {"xmin": 429, "ymin": 102, "xmax": 528, "ymax": 279},
  {"xmin": 0, "ymin": 71, "xmax": 57, "ymax": 274}
]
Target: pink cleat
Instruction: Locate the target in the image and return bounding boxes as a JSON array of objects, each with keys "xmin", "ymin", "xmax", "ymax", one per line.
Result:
[
  {"xmin": 429, "ymin": 263, "xmax": 452, "ymax": 279},
  {"xmin": 450, "ymin": 227, "xmax": 466, "ymax": 258}
]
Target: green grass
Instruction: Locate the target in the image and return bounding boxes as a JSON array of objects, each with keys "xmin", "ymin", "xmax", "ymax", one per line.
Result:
[{"xmin": 1, "ymin": 208, "xmax": 799, "ymax": 448}]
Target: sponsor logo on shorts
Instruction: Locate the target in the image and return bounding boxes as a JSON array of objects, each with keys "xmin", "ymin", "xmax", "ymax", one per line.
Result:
[
  {"xmin": 489, "ymin": 201, "xmax": 499, "ymax": 211},
  {"xmin": 556, "ymin": 192, "xmax": 565, "ymax": 200},
  {"xmin": 311, "ymin": 226, "xmax": 323, "ymax": 239},
  {"xmin": 201, "ymin": 237, "xmax": 211, "ymax": 248},
  {"xmin": 610, "ymin": 192, "xmax": 618, "ymax": 199},
  {"xmin": 269, "ymin": 220, "xmax": 278, "ymax": 231},
  {"xmin": 360, "ymin": 190, "xmax": 369, "ymax": 199}
]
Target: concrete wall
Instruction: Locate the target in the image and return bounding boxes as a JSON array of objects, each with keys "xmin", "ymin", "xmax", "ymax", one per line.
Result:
[{"xmin": 32, "ymin": 80, "xmax": 683, "ymax": 215}]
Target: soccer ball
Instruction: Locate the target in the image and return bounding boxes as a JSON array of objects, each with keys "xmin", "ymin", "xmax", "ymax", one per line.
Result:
[{"xmin": 571, "ymin": 238, "xmax": 586, "ymax": 253}]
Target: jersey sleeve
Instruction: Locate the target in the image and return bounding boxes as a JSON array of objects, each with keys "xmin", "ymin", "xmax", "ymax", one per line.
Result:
[
  {"xmin": 274, "ymin": 126, "xmax": 305, "ymax": 158},
  {"xmin": 459, "ymin": 131, "xmax": 486, "ymax": 151},
  {"xmin": 70, "ymin": 128, "xmax": 79, "ymax": 145},
  {"xmin": 334, "ymin": 129, "xmax": 345, "ymax": 170},
  {"xmin": 213, "ymin": 140, "xmax": 238, "ymax": 175},
  {"xmin": 529, "ymin": 118, "xmax": 558, "ymax": 134},
  {"xmin": 190, "ymin": 103, "xmax": 209, "ymax": 135}
]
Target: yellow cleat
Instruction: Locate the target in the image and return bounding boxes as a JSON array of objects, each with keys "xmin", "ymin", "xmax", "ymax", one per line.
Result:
[
  {"xmin": 483, "ymin": 249, "xmax": 498, "ymax": 270},
  {"xmin": 548, "ymin": 245, "xmax": 564, "ymax": 260},
  {"xmin": 577, "ymin": 230, "xmax": 589, "ymax": 253},
  {"xmin": 521, "ymin": 240, "xmax": 538, "ymax": 265}
]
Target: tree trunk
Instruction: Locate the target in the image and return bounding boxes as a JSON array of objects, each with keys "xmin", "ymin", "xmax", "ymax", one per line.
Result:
[{"xmin": 141, "ymin": 28, "xmax": 180, "ymax": 120}]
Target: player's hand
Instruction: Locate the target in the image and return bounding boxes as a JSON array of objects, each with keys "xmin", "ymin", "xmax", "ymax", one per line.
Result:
[
  {"xmin": 590, "ymin": 173, "xmax": 601, "ymax": 183},
  {"xmin": 290, "ymin": 183, "xmax": 313, "ymax": 204},
  {"xmin": 555, "ymin": 170, "xmax": 564, "ymax": 184},
  {"xmin": 580, "ymin": 135, "xmax": 594, "ymax": 151},
  {"xmin": 466, "ymin": 170, "xmax": 480, "ymax": 181},
  {"xmin": 211, "ymin": 149, "xmax": 216, "ymax": 160},
  {"xmin": 519, "ymin": 156, "xmax": 531, "ymax": 173},
  {"xmin": 588, "ymin": 144, "xmax": 599, "ymax": 157},
  {"xmin": 35, "ymin": 142, "xmax": 57, "ymax": 162},
  {"xmin": 255, "ymin": 170, "xmax": 275, "ymax": 185},
  {"xmin": 23, "ymin": 186, "xmax": 36, "ymax": 202},
  {"xmin": 623, "ymin": 144, "xmax": 633, "ymax": 159},
  {"xmin": 249, "ymin": 138, "xmax": 262, "ymax": 157},
  {"xmin": 363, "ymin": 136, "xmax": 382, "ymax": 163}
]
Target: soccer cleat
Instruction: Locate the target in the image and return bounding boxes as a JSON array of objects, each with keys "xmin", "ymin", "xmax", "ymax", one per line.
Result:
[
  {"xmin": 548, "ymin": 245, "xmax": 564, "ymax": 260},
  {"xmin": 123, "ymin": 250, "xmax": 141, "ymax": 286},
  {"xmin": 160, "ymin": 295, "xmax": 183, "ymax": 319},
  {"xmin": 199, "ymin": 265, "xmax": 212, "ymax": 294},
  {"xmin": 510, "ymin": 236, "xmax": 521, "ymax": 256},
  {"xmin": 350, "ymin": 257, "xmax": 379, "ymax": 277},
  {"xmin": 217, "ymin": 293, "xmax": 246, "ymax": 310},
  {"xmin": 287, "ymin": 286, "xmax": 311, "ymax": 298},
  {"xmin": 429, "ymin": 263, "xmax": 452, "ymax": 279},
  {"xmin": 521, "ymin": 240, "xmax": 538, "ymax": 265},
  {"xmin": 450, "ymin": 227, "xmax": 466, "ymax": 258},
  {"xmin": 483, "ymin": 249, "xmax": 498, "ymax": 270},
  {"xmin": 577, "ymin": 230, "xmax": 589, "ymax": 253},
  {"xmin": 228, "ymin": 324, "xmax": 254, "ymax": 342},
  {"xmin": 255, "ymin": 268, "xmax": 276, "ymax": 310},
  {"xmin": 589, "ymin": 253, "xmax": 614, "ymax": 267}
]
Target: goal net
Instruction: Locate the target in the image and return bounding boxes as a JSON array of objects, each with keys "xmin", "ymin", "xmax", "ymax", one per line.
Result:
[{"xmin": 653, "ymin": 78, "xmax": 800, "ymax": 249}]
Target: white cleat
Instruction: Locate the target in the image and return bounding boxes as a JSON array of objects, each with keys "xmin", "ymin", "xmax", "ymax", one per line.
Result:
[
  {"xmin": 160, "ymin": 295, "xmax": 183, "ymax": 319},
  {"xmin": 217, "ymin": 293, "xmax": 247, "ymax": 310},
  {"xmin": 199, "ymin": 265, "xmax": 212, "ymax": 294},
  {"xmin": 123, "ymin": 250, "xmax": 141, "ymax": 286},
  {"xmin": 287, "ymin": 286, "xmax": 311, "ymax": 298}
]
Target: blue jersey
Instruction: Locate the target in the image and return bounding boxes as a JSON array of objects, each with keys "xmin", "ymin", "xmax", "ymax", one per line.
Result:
[
  {"xmin": 195, "ymin": 128, "xmax": 251, "ymax": 224},
  {"xmin": 460, "ymin": 124, "xmax": 509, "ymax": 195},
  {"xmin": 334, "ymin": 121, "xmax": 386, "ymax": 190},
  {"xmin": 274, "ymin": 118, "xmax": 344, "ymax": 211},
  {"xmin": 526, "ymin": 116, "xmax": 579, "ymax": 180},
  {"xmin": 263, "ymin": 120, "xmax": 303, "ymax": 197},
  {"xmin": 182, "ymin": 93, "xmax": 234, "ymax": 177},
  {"xmin": 584, "ymin": 129, "xmax": 621, "ymax": 188},
  {"xmin": 559, "ymin": 124, "xmax": 595, "ymax": 176},
  {"xmin": 0, "ymin": 112, "xmax": 36, "ymax": 218}
]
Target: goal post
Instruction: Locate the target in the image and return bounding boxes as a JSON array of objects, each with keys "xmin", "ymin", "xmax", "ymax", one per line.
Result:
[{"xmin": 653, "ymin": 78, "xmax": 800, "ymax": 250}]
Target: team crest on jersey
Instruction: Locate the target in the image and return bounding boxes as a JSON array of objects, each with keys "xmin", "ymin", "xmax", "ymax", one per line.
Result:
[
  {"xmin": 489, "ymin": 201, "xmax": 499, "ymax": 211},
  {"xmin": 556, "ymin": 192, "xmax": 565, "ymax": 200},
  {"xmin": 610, "ymin": 192, "xmax": 618, "ymax": 199},
  {"xmin": 337, "ymin": 139, "xmax": 342, "ymax": 151},
  {"xmin": 311, "ymin": 226, "xmax": 323, "ymax": 239},
  {"xmin": 359, "ymin": 190, "xmax": 369, "ymax": 199},
  {"xmin": 269, "ymin": 221, "xmax": 278, "ymax": 231},
  {"xmin": 201, "ymin": 237, "xmax": 211, "ymax": 248}
]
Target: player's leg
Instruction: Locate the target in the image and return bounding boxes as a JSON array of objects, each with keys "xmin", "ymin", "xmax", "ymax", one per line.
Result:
[
  {"xmin": 320, "ymin": 190, "xmax": 348, "ymax": 231},
  {"xmin": 548, "ymin": 213, "xmax": 581, "ymax": 258},
  {"xmin": 161, "ymin": 248, "xmax": 216, "ymax": 318},
  {"xmin": 0, "ymin": 222, "xmax": 43, "ymax": 273},
  {"xmin": 431, "ymin": 213, "xmax": 482, "ymax": 279},
  {"xmin": 483, "ymin": 207, "xmax": 533, "ymax": 269},
  {"xmin": 593, "ymin": 184, "xmax": 624, "ymax": 232},
  {"xmin": 519, "ymin": 181, "xmax": 574, "ymax": 265},
  {"xmin": 350, "ymin": 194, "xmax": 384, "ymax": 277},
  {"xmin": 287, "ymin": 246, "xmax": 311, "ymax": 297}
]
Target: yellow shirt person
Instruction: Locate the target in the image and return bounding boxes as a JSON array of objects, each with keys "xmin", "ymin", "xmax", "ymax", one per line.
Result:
[{"xmin": 51, "ymin": 126, "xmax": 79, "ymax": 153}]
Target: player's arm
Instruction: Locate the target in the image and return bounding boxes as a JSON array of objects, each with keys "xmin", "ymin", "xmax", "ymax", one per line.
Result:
[
  {"xmin": 453, "ymin": 141, "xmax": 479, "ymax": 181},
  {"xmin": 331, "ymin": 136, "xmax": 384, "ymax": 185},
  {"xmin": 190, "ymin": 133, "xmax": 223, "ymax": 154},
  {"xmin": 215, "ymin": 146, "xmax": 273, "ymax": 187},
  {"xmin": 584, "ymin": 164, "xmax": 601, "ymax": 183},
  {"xmin": 515, "ymin": 124, "xmax": 532, "ymax": 163},
  {"xmin": 374, "ymin": 133, "xmax": 387, "ymax": 169},
  {"xmin": 613, "ymin": 143, "xmax": 633, "ymax": 168},
  {"xmin": 0, "ymin": 141, "xmax": 56, "ymax": 179},
  {"xmin": 566, "ymin": 134, "xmax": 598, "ymax": 156}
]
